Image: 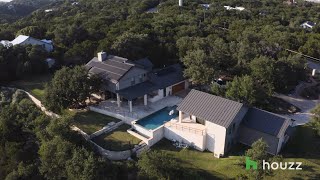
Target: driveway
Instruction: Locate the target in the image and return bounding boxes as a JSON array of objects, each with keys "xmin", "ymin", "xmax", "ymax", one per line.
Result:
[{"xmin": 276, "ymin": 93, "xmax": 319, "ymax": 125}]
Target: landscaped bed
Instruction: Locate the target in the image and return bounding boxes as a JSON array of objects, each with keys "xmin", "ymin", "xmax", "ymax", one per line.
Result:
[
  {"xmin": 92, "ymin": 124, "xmax": 141, "ymax": 151},
  {"xmin": 73, "ymin": 111, "xmax": 121, "ymax": 134},
  {"xmin": 151, "ymin": 126, "xmax": 320, "ymax": 179}
]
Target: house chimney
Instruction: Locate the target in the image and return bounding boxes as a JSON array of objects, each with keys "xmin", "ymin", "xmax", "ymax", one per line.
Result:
[
  {"xmin": 179, "ymin": 0, "xmax": 183, "ymax": 7},
  {"xmin": 97, "ymin": 51, "xmax": 107, "ymax": 62}
]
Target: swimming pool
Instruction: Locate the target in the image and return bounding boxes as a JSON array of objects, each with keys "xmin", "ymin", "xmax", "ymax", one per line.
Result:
[{"xmin": 136, "ymin": 106, "xmax": 178, "ymax": 130}]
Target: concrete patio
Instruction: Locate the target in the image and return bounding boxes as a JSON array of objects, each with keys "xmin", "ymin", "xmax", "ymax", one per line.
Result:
[{"xmin": 90, "ymin": 95, "xmax": 183, "ymax": 124}]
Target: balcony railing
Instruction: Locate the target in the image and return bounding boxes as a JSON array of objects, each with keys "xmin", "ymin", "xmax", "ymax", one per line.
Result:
[{"xmin": 165, "ymin": 122, "xmax": 206, "ymax": 136}]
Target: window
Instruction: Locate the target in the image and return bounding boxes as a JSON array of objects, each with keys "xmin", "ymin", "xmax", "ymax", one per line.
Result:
[
  {"xmin": 139, "ymin": 75, "xmax": 143, "ymax": 82},
  {"xmin": 131, "ymin": 78, "xmax": 135, "ymax": 86}
]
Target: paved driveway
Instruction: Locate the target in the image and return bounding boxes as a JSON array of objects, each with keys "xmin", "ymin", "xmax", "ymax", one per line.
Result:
[{"xmin": 276, "ymin": 93, "xmax": 319, "ymax": 126}]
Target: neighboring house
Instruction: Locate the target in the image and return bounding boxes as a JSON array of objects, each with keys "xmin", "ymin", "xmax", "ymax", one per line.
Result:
[
  {"xmin": 163, "ymin": 90, "xmax": 293, "ymax": 157},
  {"xmin": 85, "ymin": 52, "xmax": 188, "ymax": 112},
  {"xmin": 1, "ymin": 35, "xmax": 54, "ymax": 52},
  {"xmin": 301, "ymin": 21, "xmax": 316, "ymax": 29},
  {"xmin": 200, "ymin": 4, "xmax": 211, "ymax": 9},
  {"xmin": 224, "ymin": 6, "xmax": 246, "ymax": 11},
  {"xmin": 0, "ymin": 40, "xmax": 11, "ymax": 47},
  {"xmin": 305, "ymin": 0, "xmax": 320, "ymax": 3}
]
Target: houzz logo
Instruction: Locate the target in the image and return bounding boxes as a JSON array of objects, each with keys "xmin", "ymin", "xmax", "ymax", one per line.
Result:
[{"xmin": 246, "ymin": 157, "xmax": 302, "ymax": 170}]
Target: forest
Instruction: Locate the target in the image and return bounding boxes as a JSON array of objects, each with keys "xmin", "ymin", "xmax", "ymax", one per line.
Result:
[
  {"xmin": 1, "ymin": 0, "xmax": 320, "ymax": 179},
  {"xmin": 0, "ymin": 0, "xmax": 318, "ymax": 108},
  {"xmin": 0, "ymin": 0, "xmax": 60, "ymax": 23}
]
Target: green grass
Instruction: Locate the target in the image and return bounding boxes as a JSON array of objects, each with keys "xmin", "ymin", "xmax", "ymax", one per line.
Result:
[
  {"xmin": 92, "ymin": 124, "xmax": 141, "ymax": 151},
  {"xmin": 151, "ymin": 125, "xmax": 320, "ymax": 179},
  {"xmin": 9, "ymin": 74, "xmax": 52, "ymax": 100},
  {"xmin": 73, "ymin": 111, "xmax": 121, "ymax": 134}
]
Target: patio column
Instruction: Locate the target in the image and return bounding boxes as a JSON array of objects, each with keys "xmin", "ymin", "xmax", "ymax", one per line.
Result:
[
  {"xmin": 144, "ymin": 94, "xmax": 148, "ymax": 106},
  {"xmin": 116, "ymin": 93, "xmax": 121, "ymax": 107},
  {"xmin": 129, "ymin": 100, "xmax": 133, "ymax": 112},
  {"xmin": 179, "ymin": 111, "xmax": 183, "ymax": 123}
]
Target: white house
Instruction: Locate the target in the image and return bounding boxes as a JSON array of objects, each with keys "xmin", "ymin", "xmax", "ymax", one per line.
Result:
[
  {"xmin": 224, "ymin": 6, "xmax": 246, "ymax": 11},
  {"xmin": 301, "ymin": 21, "xmax": 316, "ymax": 29},
  {"xmin": 131, "ymin": 90, "xmax": 294, "ymax": 158},
  {"xmin": 3, "ymin": 35, "xmax": 54, "ymax": 52}
]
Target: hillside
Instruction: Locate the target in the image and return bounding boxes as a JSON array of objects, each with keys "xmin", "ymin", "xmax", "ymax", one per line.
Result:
[{"xmin": 0, "ymin": 0, "xmax": 61, "ymax": 23}]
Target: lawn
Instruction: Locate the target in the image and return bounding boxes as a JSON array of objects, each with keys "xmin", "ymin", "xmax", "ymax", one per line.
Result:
[
  {"xmin": 8, "ymin": 74, "xmax": 52, "ymax": 100},
  {"xmin": 151, "ymin": 125, "xmax": 320, "ymax": 179},
  {"xmin": 73, "ymin": 111, "xmax": 121, "ymax": 134},
  {"xmin": 92, "ymin": 124, "xmax": 141, "ymax": 151}
]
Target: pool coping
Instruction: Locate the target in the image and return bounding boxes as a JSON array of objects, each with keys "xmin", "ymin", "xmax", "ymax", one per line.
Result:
[{"xmin": 132, "ymin": 106, "xmax": 178, "ymax": 131}]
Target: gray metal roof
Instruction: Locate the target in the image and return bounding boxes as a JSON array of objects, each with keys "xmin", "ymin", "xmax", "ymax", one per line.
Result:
[
  {"xmin": 242, "ymin": 108, "xmax": 291, "ymax": 138},
  {"xmin": 85, "ymin": 56, "xmax": 134, "ymax": 81},
  {"xmin": 117, "ymin": 81, "xmax": 158, "ymax": 100},
  {"xmin": 177, "ymin": 89, "xmax": 245, "ymax": 128}
]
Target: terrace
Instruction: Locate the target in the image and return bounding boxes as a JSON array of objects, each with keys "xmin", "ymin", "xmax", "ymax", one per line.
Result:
[{"xmin": 73, "ymin": 111, "xmax": 121, "ymax": 135}]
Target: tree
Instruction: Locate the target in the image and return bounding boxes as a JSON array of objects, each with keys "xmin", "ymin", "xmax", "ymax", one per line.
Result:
[
  {"xmin": 39, "ymin": 137, "xmax": 74, "ymax": 180},
  {"xmin": 273, "ymin": 55, "xmax": 306, "ymax": 93},
  {"xmin": 226, "ymin": 75, "xmax": 258, "ymax": 105},
  {"xmin": 211, "ymin": 83, "xmax": 226, "ymax": 97},
  {"xmin": 311, "ymin": 105, "xmax": 320, "ymax": 136},
  {"xmin": 44, "ymin": 66, "xmax": 102, "ymax": 113},
  {"xmin": 250, "ymin": 56, "xmax": 275, "ymax": 95},
  {"xmin": 182, "ymin": 49, "xmax": 215, "ymax": 84},
  {"xmin": 16, "ymin": 26, "xmax": 46, "ymax": 39},
  {"xmin": 138, "ymin": 151, "xmax": 183, "ymax": 179},
  {"xmin": 111, "ymin": 32, "xmax": 151, "ymax": 60},
  {"xmin": 66, "ymin": 148, "xmax": 96, "ymax": 180},
  {"xmin": 244, "ymin": 138, "xmax": 269, "ymax": 180}
]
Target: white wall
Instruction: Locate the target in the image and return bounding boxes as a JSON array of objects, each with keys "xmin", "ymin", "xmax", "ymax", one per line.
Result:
[
  {"xmin": 164, "ymin": 126, "xmax": 206, "ymax": 151},
  {"xmin": 205, "ymin": 121, "xmax": 226, "ymax": 156},
  {"xmin": 166, "ymin": 86, "xmax": 172, "ymax": 96},
  {"xmin": 147, "ymin": 126, "xmax": 164, "ymax": 146},
  {"xmin": 148, "ymin": 89, "xmax": 164, "ymax": 103},
  {"xmin": 132, "ymin": 123, "xmax": 153, "ymax": 138}
]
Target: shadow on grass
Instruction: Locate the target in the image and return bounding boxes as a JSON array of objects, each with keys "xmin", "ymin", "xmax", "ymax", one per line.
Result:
[
  {"xmin": 152, "ymin": 139, "xmax": 228, "ymax": 179},
  {"xmin": 281, "ymin": 125, "xmax": 320, "ymax": 165},
  {"xmin": 73, "ymin": 111, "xmax": 121, "ymax": 134},
  {"xmin": 91, "ymin": 124, "xmax": 140, "ymax": 151}
]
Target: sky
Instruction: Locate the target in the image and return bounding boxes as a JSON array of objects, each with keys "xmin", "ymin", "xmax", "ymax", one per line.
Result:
[{"xmin": 0, "ymin": 0, "xmax": 13, "ymax": 2}]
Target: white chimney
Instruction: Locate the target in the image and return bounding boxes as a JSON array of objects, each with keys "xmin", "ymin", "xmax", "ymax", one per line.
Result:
[
  {"xmin": 97, "ymin": 51, "xmax": 107, "ymax": 62},
  {"xmin": 179, "ymin": 0, "xmax": 183, "ymax": 7}
]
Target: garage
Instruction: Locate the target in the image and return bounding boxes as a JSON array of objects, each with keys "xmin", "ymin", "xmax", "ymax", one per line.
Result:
[{"xmin": 172, "ymin": 81, "xmax": 185, "ymax": 94}]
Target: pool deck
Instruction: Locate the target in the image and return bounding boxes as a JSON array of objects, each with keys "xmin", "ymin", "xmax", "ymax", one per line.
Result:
[{"xmin": 90, "ymin": 95, "xmax": 183, "ymax": 124}]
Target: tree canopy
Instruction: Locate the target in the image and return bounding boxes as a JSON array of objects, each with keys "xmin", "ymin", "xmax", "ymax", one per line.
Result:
[{"xmin": 44, "ymin": 66, "xmax": 102, "ymax": 113}]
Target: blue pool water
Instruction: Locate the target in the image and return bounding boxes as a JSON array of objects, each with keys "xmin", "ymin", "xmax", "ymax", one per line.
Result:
[{"xmin": 137, "ymin": 106, "xmax": 178, "ymax": 130}]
